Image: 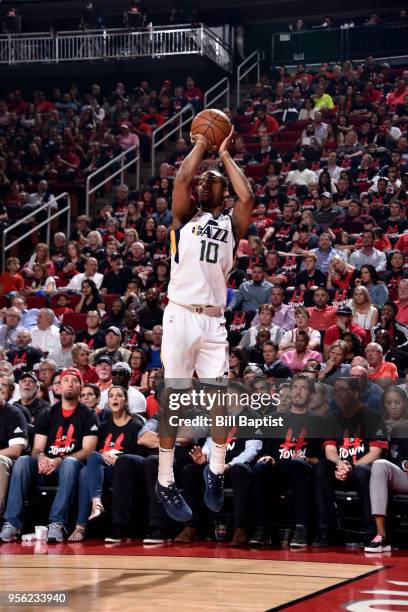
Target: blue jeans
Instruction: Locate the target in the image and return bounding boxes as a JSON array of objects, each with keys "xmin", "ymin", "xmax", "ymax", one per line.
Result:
[
  {"xmin": 76, "ymin": 452, "xmax": 113, "ymax": 526},
  {"xmin": 4, "ymin": 455, "xmax": 84, "ymax": 529}
]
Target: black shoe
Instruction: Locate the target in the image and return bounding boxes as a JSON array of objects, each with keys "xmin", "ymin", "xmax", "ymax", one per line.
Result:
[
  {"xmin": 249, "ymin": 527, "xmax": 269, "ymax": 547},
  {"xmin": 104, "ymin": 525, "xmax": 129, "ymax": 543},
  {"xmin": 290, "ymin": 525, "xmax": 308, "ymax": 549},
  {"xmin": 155, "ymin": 482, "xmax": 192, "ymax": 523},
  {"xmin": 143, "ymin": 529, "xmax": 171, "ymax": 545},
  {"xmin": 203, "ymin": 465, "xmax": 224, "ymax": 513},
  {"xmin": 311, "ymin": 529, "xmax": 331, "ymax": 548},
  {"xmin": 364, "ymin": 535, "xmax": 391, "ymax": 553}
]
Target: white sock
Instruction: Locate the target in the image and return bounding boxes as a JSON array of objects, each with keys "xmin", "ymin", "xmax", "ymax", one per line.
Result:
[
  {"xmin": 158, "ymin": 447, "xmax": 175, "ymax": 487},
  {"xmin": 209, "ymin": 441, "xmax": 227, "ymax": 475}
]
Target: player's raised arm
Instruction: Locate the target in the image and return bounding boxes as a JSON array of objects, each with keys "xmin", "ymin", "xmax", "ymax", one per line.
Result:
[
  {"xmin": 172, "ymin": 134, "xmax": 210, "ymax": 227},
  {"xmin": 219, "ymin": 127, "xmax": 254, "ymax": 240}
]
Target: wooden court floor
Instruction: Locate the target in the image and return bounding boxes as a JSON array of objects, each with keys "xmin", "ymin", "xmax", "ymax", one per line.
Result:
[{"xmin": 0, "ymin": 551, "xmax": 377, "ymax": 612}]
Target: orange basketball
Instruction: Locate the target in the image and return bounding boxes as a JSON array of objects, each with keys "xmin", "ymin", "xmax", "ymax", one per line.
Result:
[{"xmin": 191, "ymin": 108, "xmax": 231, "ymax": 149}]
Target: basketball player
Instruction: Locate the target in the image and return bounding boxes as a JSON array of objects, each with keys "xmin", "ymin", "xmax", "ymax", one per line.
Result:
[{"xmin": 155, "ymin": 126, "xmax": 254, "ymax": 522}]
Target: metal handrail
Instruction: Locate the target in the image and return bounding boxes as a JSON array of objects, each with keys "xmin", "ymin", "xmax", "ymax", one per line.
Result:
[
  {"xmin": 204, "ymin": 76, "xmax": 230, "ymax": 110},
  {"xmin": 85, "ymin": 146, "xmax": 140, "ymax": 216},
  {"xmin": 0, "ymin": 24, "xmax": 232, "ymax": 69},
  {"xmin": 2, "ymin": 192, "xmax": 71, "ymax": 272},
  {"xmin": 236, "ymin": 50, "xmax": 261, "ymax": 107},
  {"xmin": 151, "ymin": 104, "xmax": 194, "ymax": 175}
]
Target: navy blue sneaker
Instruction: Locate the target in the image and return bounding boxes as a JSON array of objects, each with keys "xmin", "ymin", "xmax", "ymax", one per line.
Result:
[
  {"xmin": 203, "ymin": 465, "xmax": 224, "ymax": 512},
  {"xmin": 155, "ymin": 481, "xmax": 192, "ymax": 522}
]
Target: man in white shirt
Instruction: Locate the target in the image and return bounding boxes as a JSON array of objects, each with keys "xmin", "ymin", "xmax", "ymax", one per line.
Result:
[
  {"xmin": 99, "ymin": 362, "xmax": 146, "ymax": 415},
  {"xmin": 285, "ymin": 158, "xmax": 318, "ymax": 188},
  {"xmin": 47, "ymin": 325, "xmax": 75, "ymax": 369},
  {"xmin": 319, "ymin": 151, "xmax": 342, "ymax": 183},
  {"xmin": 30, "ymin": 309, "xmax": 60, "ymax": 355},
  {"xmin": 349, "ymin": 229, "xmax": 387, "ymax": 272},
  {"xmin": 66, "ymin": 257, "xmax": 103, "ymax": 291}
]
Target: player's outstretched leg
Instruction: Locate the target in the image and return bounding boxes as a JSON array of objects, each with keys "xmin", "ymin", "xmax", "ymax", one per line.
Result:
[
  {"xmin": 203, "ymin": 439, "xmax": 227, "ymax": 513},
  {"xmin": 155, "ymin": 388, "xmax": 192, "ymax": 523},
  {"xmin": 155, "ymin": 447, "xmax": 192, "ymax": 523}
]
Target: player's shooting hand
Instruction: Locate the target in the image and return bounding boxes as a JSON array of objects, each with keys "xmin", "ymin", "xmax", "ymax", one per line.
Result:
[
  {"xmin": 219, "ymin": 126, "xmax": 235, "ymax": 156},
  {"xmin": 190, "ymin": 131, "xmax": 211, "ymax": 150}
]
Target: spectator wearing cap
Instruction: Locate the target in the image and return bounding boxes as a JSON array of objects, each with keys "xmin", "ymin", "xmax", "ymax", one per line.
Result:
[
  {"xmin": 0, "ymin": 368, "xmax": 99, "ymax": 544},
  {"xmin": 323, "ymin": 306, "xmax": 366, "ymax": 358},
  {"xmin": 310, "ymin": 233, "xmax": 346, "ymax": 275},
  {"xmin": 118, "ymin": 122, "xmax": 140, "ymax": 151},
  {"xmin": 95, "ymin": 356, "xmax": 113, "ymax": 393},
  {"xmin": 366, "ymin": 342, "xmax": 398, "ymax": 386},
  {"xmin": 47, "ymin": 326, "xmax": 76, "ymax": 369},
  {"xmin": 0, "ymin": 307, "xmax": 22, "ymax": 350},
  {"xmin": 66, "ymin": 257, "xmax": 104, "ymax": 292},
  {"xmin": 100, "ymin": 253, "xmax": 133, "ymax": 295},
  {"xmin": 30, "ymin": 309, "xmax": 60, "ymax": 355},
  {"xmin": 99, "ymin": 362, "xmax": 146, "ymax": 416},
  {"xmin": 13, "ymin": 372, "xmax": 50, "ymax": 424},
  {"xmin": 76, "ymin": 311, "xmax": 106, "ymax": 350},
  {"xmin": 72, "ymin": 343, "xmax": 98, "ymax": 384},
  {"xmin": 349, "ymin": 230, "xmax": 387, "ymax": 272},
  {"xmin": 7, "ymin": 329, "xmax": 43, "ymax": 382},
  {"xmin": 0, "ymin": 384, "xmax": 28, "ymax": 521},
  {"xmin": 285, "ymin": 158, "xmax": 318, "ymax": 188},
  {"xmin": 91, "ymin": 327, "xmax": 131, "ymax": 365}
]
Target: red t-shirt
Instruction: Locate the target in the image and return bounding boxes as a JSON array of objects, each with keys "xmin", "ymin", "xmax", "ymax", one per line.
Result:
[
  {"xmin": 0, "ymin": 272, "xmax": 24, "ymax": 295},
  {"xmin": 324, "ymin": 322, "xmax": 366, "ymax": 346}
]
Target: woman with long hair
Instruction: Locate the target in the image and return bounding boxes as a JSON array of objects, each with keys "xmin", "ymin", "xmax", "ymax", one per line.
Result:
[
  {"xmin": 317, "ymin": 170, "xmax": 337, "ymax": 195},
  {"xmin": 358, "ymin": 264, "xmax": 388, "ymax": 308},
  {"xmin": 68, "ymin": 386, "xmax": 144, "ymax": 542},
  {"xmin": 326, "ymin": 255, "xmax": 357, "ymax": 290},
  {"xmin": 23, "ymin": 262, "xmax": 56, "ymax": 296},
  {"xmin": 139, "ymin": 216, "xmax": 157, "ymax": 248},
  {"xmin": 60, "ymin": 241, "xmax": 86, "ymax": 280},
  {"xmin": 341, "ymin": 331, "xmax": 364, "ymax": 363},
  {"xmin": 129, "ymin": 348, "xmax": 149, "ymax": 391},
  {"xmin": 365, "ymin": 386, "xmax": 408, "ymax": 553},
  {"xmin": 348, "ymin": 285, "xmax": 378, "ymax": 330},
  {"xmin": 121, "ymin": 228, "xmax": 139, "ymax": 259},
  {"xmin": 122, "ymin": 201, "xmax": 143, "ymax": 232},
  {"xmin": 22, "ymin": 242, "xmax": 55, "ymax": 278},
  {"xmin": 75, "ymin": 279, "xmax": 105, "ymax": 314},
  {"xmin": 229, "ymin": 346, "xmax": 249, "ymax": 379}
]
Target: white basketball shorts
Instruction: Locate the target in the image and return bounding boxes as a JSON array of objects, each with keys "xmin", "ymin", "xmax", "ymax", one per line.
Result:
[{"xmin": 161, "ymin": 301, "xmax": 229, "ymax": 383}]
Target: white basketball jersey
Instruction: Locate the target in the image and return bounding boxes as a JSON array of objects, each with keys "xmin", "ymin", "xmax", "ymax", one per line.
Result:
[{"xmin": 168, "ymin": 210, "xmax": 235, "ymax": 307}]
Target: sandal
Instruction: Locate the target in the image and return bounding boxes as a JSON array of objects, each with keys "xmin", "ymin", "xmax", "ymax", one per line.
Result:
[
  {"xmin": 68, "ymin": 525, "xmax": 86, "ymax": 542},
  {"xmin": 88, "ymin": 499, "xmax": 105, "ymax": 521}
]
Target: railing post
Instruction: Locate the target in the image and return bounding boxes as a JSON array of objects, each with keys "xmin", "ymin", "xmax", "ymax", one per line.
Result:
[
  {"xmin": 120, "ymin": 155, "xmax": 125, "ymax": 184},
  {"xmin": 2, "ymin": 230, "xmax": 6, "ymax": 272},
  {"xmin": 257, "ymin": 50, "xmax": 260, "ymax": 81},
  {"xmin": 66, "ymin": 195, "xmax": 71, "ymax": 239},
  {"xmin": 135, "ymin": 154, "xmax": 139, "ymax": 190},
  {"xmin": 200, "ymin": 24, "xmax": 204, "ymax": 55},
  {"xmin": 46, "ymin": 203, "xmax": 51, "ymax": 245},
  {"xmin": 151, "ymin": 132, "xmax": 155, "ymax": 177},
  {"xmin": 85, "ymin": 176, "xmax": 90, "ymax": 217}
]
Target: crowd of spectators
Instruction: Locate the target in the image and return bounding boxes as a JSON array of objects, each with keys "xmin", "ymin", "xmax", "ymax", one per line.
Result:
[{"xmin": 0, "ymin": 58, "xmax": 406, "ymax": 550}]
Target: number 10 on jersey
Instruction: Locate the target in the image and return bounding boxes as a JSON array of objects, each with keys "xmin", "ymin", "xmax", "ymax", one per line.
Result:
[{"xmin": 200, "ymin": 240, "xmax": 219, "ymax": 264}]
